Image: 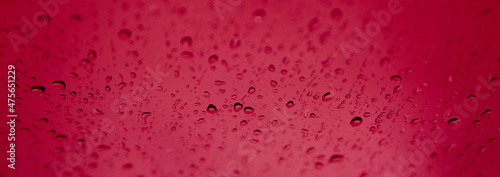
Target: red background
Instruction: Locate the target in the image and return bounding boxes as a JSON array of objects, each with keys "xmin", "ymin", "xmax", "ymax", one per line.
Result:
[{"xmin": 1, "ymin": 0, "xmax": 500, "ymax": 176}]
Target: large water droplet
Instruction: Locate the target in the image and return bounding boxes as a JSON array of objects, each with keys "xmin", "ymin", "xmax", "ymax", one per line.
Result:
[
  {"xmin": 244, "ymin": 107, "xmax": 254, "ymax": 114},
  {"xmin": 208, "ymin": 54, "xmax": 218, "ymax": 64}
]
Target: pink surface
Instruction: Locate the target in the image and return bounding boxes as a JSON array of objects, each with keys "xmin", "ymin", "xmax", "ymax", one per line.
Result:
[{"xmin": 1, "ymin": 0, "xmax": 500, "ymax": 176}]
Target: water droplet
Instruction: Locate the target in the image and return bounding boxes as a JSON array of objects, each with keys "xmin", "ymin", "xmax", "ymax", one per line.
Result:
[
  {"xmin": 270, "ymin": 80, "xmax": 278, "ymax": 87},
  {"xmin": 234, "ymin": 103, "xmax": 243, "ymax": 112},
  {"xmin": 380, "ymin": 57, "xmax": 391, "ymax": 66},
  {"xmin": 229, "ymin": 37, "xmax": 241, "ymax": 49},
  {"xmin": 240, "ymin": 120, "xmax": 248, "ymax": 126},
  {"xmin": 181, "ymin": 51, "xmax": 194, "ymax": 58},
  {"xmin": 118, "ymin": 29, "xmax": 131, "ymax": 40},
  {"xmin": 322, "ymin": 92, "xmax": 335, "ymax": 101},
  {"xmin": 282, "ymin": 57, "xmax": 290, "ymax": 64},
  {"xmin": 329, "ymin": 154, "xmax": 344, "ymax": 163},
  {"xmin": 248, "ymin": 87, "xmax": 256, "ymax": 94},
  {"xmin": 393, "ymin": 85, "xmax": 402, "ymax": 94},
  {"xmin": 180, "ymin": 36, "xmax": 193, "ymax": 47},
  {"xmin": 207, "ymin": 104, "xmax": 217, "ymax": 114},
  {"xmin": 197, "ymin": 118, "xmax": 206, "ymax": 124},
  {"xmin": 286, "ymin": 101, "xmax": 294, "ymax": 108},
  {"xmin": 52, "ymin": 81, "xmax": 66, "ymax": 91},
  {"xmin": 350, "ymin": 117, "xmax": 362, "ymax": 127},
  {"xmin": 208, "ymin": 54, "xmax": 219, "ymax": 64},
  {"xmin": 87, "ymin": 50, "xmax": 96, "ymax": 60},
  {"xmin": 55, "ymin": 134, "xmax": 67, "ymax": 140},
  {"xmin": 315, "ymin": 162, "xmax": 324, "ymax": 169},
  {"xmin": 31, "ymin": 86, "xmax": 46, "ymax": 95},
  {"xmin": 243, "ymin": 107, "xmax": 254, "ymax": 114},
  {"xmin": 118, "ymin": 82, "xmax": 127, "ymax": 90},
  {"xmin": 254, "ymin": 129, "xmax": 262, "ymax": 135},
  {"xmin": 37, "ymin": 118, "xmax": 48, "ymax": 123},
  {"xmin": 391, "ymin": 75, "xmax": 402, "ymax": 83},
  {"xmin": 447, "ymin": 118, "xmax": 460, "ymax": 128},
  {"xmin": 203, "ymin": 91, "xmax": 210, "ymax": 98},
  {"xmin": 268, "ymin": 65, "xmax": 276, "ymax": 72},
  {"xmin": 105, "ymin": 76, "xmax": 112, "ymax": 82},
  {"xmin": 215, "ymin": 80, "xmax": 226, "ymax": 86}
]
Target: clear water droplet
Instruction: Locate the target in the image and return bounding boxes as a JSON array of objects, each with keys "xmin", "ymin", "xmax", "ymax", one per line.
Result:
[
  {"xmin": 180, "ymin": 36, "xmax": 193, "ymax": 47},
  {"xmin": 52, "ymin": 81, "xmax": 66, "ymax": 91},
  {"xmin": 118, "ymin": 29, "xmax": 131, "ymax": 40},
  {"xmin": 207, "ymin": 104, "xmax": 217, "ymax": 114},
  {"xmin": 31, "ymin": 86, "xmax": 46, "ymax": 95},
  {"xmin": 350, "ymin": 117, "xmax": 362, "ymax": 127},
  {"xmin": 248, "ymin": 87, "xmax": 256, "ymax": 94},
  {"xmin": 234, "ymin": 103, "xmax": 243, "ymax": 112}
]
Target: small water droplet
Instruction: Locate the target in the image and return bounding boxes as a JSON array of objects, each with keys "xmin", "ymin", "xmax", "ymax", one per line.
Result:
[
  {"xmin": 286, "ymin": 101, "xmax": 294, "ymax": 108},
  {"xmin": 350, "ymin": 117, "xmax": 362, "ymax": 127},
  {"xmin": 268, "ymin": 64, "xmax": 276, "ymax": 72},
  {"xmin": 208, "ymin": 54, "xmax": 218, "ymax": 64},
  {"xmin": 203, "ymin": 91, "xmax": 210, "ymax": 98},
  {"xmin": 229, "ymin": 37, "xmax": 241, "ymax": 49},
  {"xmin": 391, "ymin": 75, "xmax": 402, "ymax": 83},
  {"xmin": 207, "ymin": 104, "xmax": 217, "ymax": 114},
  {"xmin": 234, "ymin": 103, "xmax": 243, "ymax": 112},
  {"xmin": 180, "ymin": 36, "xmax": 193, "ymax": 47},
  {"xmin": 215, "ymin": 80, "xmax": 226, "ymax": 86},
  {"xmin": 270, "ymin": 80, "xmax": 278, "ymax": 87},
  {"xmin": 254, "ymin": 129, "xmax": 262, "ymax": 135},
  {"xmin": 322, "ymin": 92, "xmax": 335, "ymax": 101},
  {"xmin": 248, "ymin": 87, "xmax": 256, "ymax": 94},
  {"xmin": 243, "ymin": 107, "xmax": 255, "ymax": 114},
  {"xmin": 380, "ymin": 57, "xmax": 391, "ymax": 66},
  {"xmin": 181, "ymin": 51, "xmax": 194, "ymax": 58},
  {"xmin": 118, "ymin": 29, "xmax": 131, "ymax": 40},
  {"xmin": 447, "ymin": 118, "xmax": 460, "ymax": 128},
  {"xmin": 52, "ymin": 81, "xmax": 66, "ymax": 91},
  {"xmin": 329, "ymin": 154, "xmax": 344, "ymax": 163},
  {"xmin": 31, "ymin": 86, "xmax": 46, "ymax": 95}
]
